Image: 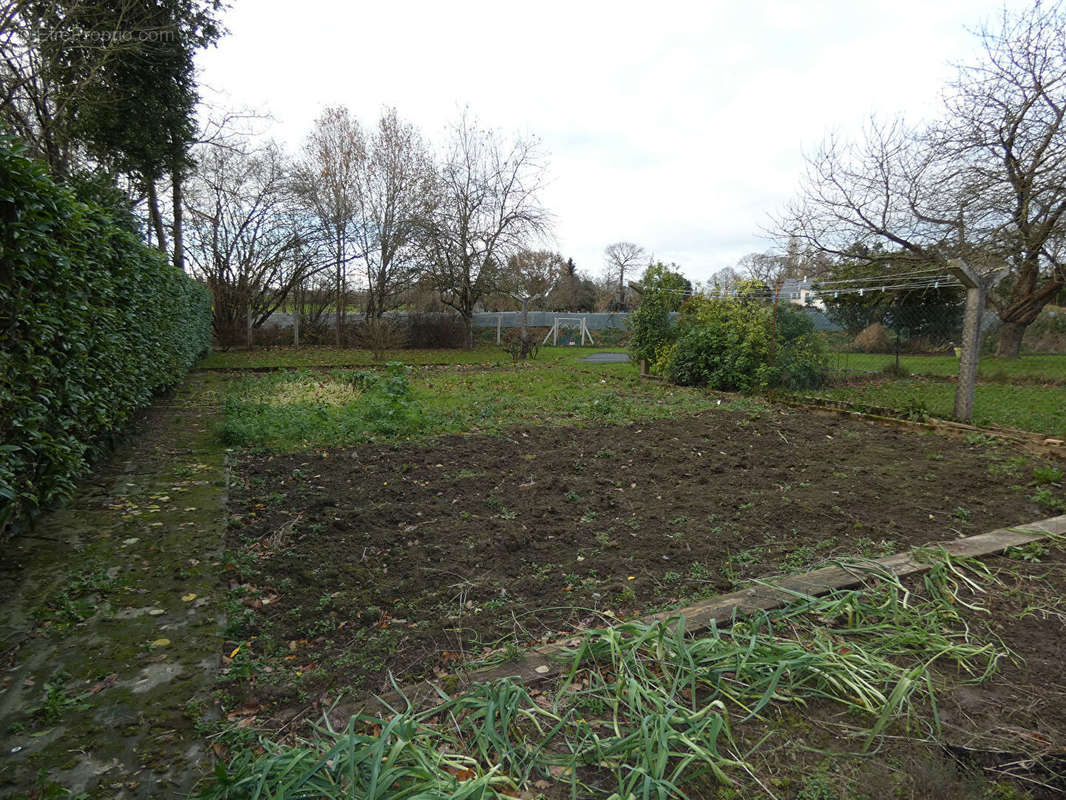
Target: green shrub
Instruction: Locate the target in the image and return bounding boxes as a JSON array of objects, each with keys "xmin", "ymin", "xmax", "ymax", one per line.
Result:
[
  {"xmin": 627, "ymin": 292, "xmax": 675, "ymax": 365},
  {"xmin": 0, "ymin": 134, "xmax": 211, "ymax": 535},
  {"xmin": 627, "ymin": 263, "xmax": 691, "ymax": 365},
  {"xmin": 658, "ymin": 298, "xmax": 827, "ymax": 391}
]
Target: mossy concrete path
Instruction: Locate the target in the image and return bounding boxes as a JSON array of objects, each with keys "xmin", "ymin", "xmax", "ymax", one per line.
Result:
[{"xmin": 0, "ymin": 373, "xmax": 228, "ymax": 799}]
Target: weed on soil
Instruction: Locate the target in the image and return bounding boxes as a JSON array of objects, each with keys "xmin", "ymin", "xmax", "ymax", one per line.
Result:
[
  {"xmin": 195, "ymin": 544, "xmax": 1066, "ymax": 799},
  {"xmin": 221, "ymin": 406, "xmax": 1058, "ymax": 710}
]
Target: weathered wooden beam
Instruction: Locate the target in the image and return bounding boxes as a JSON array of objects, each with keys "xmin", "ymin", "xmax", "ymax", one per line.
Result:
[{"xmin": 333, "ymin": 515, "xmax": 1066, "ymax": 721}]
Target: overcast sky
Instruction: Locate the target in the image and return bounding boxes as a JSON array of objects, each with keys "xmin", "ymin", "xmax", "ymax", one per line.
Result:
[{"xmin": 197, "ymin": 0, "xmax": 1030, "ymax": 284}]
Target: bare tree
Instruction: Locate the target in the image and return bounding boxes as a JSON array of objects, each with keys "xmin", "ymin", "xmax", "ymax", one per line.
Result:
[
  {"xmin": 783, "ymin": 2, "xmax": 1066, "ymax": 359},
  {"xmin": 709, "ymin": 266, "xmax": 741, "ymax": 295},
  {"xmin": 354, "ymin": 107, "xmax": 435, "ymax": 319},
  {"xmin": 422, "ymin": 112, "xmax": 551, "ymax": 348},
  {"xmin": 183, "ymin": 139, "xmax": 314, "ymax": 347},
  {"xmin": 737, "ymin": 250, "xmax": 790, "ymax": 288},
  {"xmin": 942, "ymin": 2, "xmax": 1066, "ymax": 356},
  {"xmin": 603, "ymin": 241, "xmax": 646, "ymax": 310},
  {"xmin": 499, "ymin": 249, "xmax": 562, "ymax": 345},
  {"xmin": 292, "ymin": 106, "xmax": 364, "ymax": 345}
]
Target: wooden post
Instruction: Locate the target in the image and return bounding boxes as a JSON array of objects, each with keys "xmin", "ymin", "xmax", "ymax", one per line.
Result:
[
  {"xmin": 293, "ymin": 308, "xmax": 300, "ymax": 348},
  {"xmin": 553, "ymin": 319, "xmax": 558, "ymax": 347},
  {"xmin": 496, "ymin": 313, "xmax": 502, "ymax": 345},
  {"xmin": 948, "ymin": 260, "xmax": 1008, "ymax": 422}
]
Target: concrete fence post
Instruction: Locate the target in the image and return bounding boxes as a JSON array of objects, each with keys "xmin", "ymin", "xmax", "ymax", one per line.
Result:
[{"xmin": 948, "ymin": 260, "xmax": 1008, "ymax": 422}]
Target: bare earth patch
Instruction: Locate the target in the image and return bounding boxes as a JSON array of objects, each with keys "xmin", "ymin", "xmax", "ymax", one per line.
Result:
[{"xmin": 223, "ymin": 405, "xmax": 1055, "ymax": 705}]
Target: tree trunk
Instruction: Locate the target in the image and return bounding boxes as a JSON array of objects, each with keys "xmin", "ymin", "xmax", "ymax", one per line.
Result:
[
  {"xmin": 464, "ymin": 316, "xmax": 473, "ymax": 350},
  {"xmin": 335, "ymin": 265, "xmax": 343, "ymax": 347},
  {"xmin": 520, "ymin": 298, "xmax": 530, "ymax": 344},
  {"xmin": 995, "ymin": 321, "xmax": 1026, "ymax": 359},
  {"xmin": 993, "ymin": 264, "xmax": 1063, "ymax": 358},
  {"xmin": 335, "ymin": 236, "xmax": 344, "ymax": 346},
  {"xmin": 171, "ymin": 167, "xmax": 184, "ymax": 271},
  {"xmin": 146, "ymin": 180, "xmax": 167, "ymax": 252}
]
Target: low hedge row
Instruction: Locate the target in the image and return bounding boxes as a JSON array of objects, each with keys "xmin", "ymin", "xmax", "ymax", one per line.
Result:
[{"xmin": 0, "ymin": 135, "xmax": 212, "ymax": 535}]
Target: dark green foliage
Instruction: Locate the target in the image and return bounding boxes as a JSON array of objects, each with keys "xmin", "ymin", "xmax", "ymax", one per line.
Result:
[
  {"xmin": 47, "ymin": 1, "xmax": 225, "ymax": 182},
  {"xmin": 820, "ymin": 257, "xmax": 964, "ymax": 347},
  {"xmin": 627, "ymin": 292, "xmax": 674, "ymax": 364},
  {"xmin": 627, "ymin": 264, "xmax": 685, "ymax": 364},
  {"xmin": 0, "ymin": 135, "xmax": 211, "ymax": 534},
  {"xmin": 660, "ymin": 299, "xmax": 827, "ymax": 391},
  {"xmin": 637, "ymin": 262, "xmax": 691, "ymax": 311},
  {"xmin": 67, "ymin": 170, "xmax": 141, "ymax": 233}
]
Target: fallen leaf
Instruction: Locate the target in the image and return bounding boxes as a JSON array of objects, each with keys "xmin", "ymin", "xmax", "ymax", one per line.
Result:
[
  {"xmin": 89, "ymin": 673, "xmax": 118, "ymax": 694},
  {"xmin": 151, "ymin": 638, "xmax": 170, "ymax": 647},
  {"xmin": 182, "ymin": 593, "xmax": 197, "ymax": 602}
]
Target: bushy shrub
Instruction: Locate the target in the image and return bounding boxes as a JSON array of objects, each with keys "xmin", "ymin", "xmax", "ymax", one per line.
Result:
[
  {"xmin": 627, "ymin": 287, "xmax": 677, "ymax": 364},
  {"xmin": 0, "ymin": 135, "xmax": 211, "ymax": 535},
  {"xmin": 853, "ymin": 322, "xmax": 894, "ymax": 353},
  {"xmin": 353, "ymin": 318, "xmax": 409, "ymax": 359},
  {"xmin": 657, "ymin": 298, "xmax": 827, "ymax": 391}
]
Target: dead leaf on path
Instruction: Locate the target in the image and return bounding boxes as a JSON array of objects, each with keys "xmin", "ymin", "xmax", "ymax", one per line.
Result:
[
  {"xmin": 226, "ymin": 704, "xmax": 263, "ymax": 719},
  {"xmin": 90, "ymin": 673, "xmax": 118, "ymax": 694},
  {"xmin": 182, "ymin": 593, "xmax": 197, "ymax": 602},
  {"xmin": 151, "ymin": 638, "xmax": 170, "ymax": 648}
]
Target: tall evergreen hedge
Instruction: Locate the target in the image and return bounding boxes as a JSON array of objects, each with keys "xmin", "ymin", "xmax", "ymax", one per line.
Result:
[{"xmin": 0, "ymin": 135, "xmax": 211, "ymax": 535}]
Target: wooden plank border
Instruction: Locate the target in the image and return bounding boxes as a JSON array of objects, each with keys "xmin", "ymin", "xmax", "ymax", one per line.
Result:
[{"xmin": 339, "ymin": 515, "xmax": 1066, "ymax": 719}]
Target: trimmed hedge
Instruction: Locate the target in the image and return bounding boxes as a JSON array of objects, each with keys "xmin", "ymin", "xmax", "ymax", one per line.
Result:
[{"xmin": 0, "ymin": 136, "xmax": 211, "ymax": 535}]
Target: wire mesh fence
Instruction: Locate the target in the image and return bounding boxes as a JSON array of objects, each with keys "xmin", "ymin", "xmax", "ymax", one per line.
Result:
[{"xmin": 792, "ymin": 300, "xmax": 1066, "ymax": 438}]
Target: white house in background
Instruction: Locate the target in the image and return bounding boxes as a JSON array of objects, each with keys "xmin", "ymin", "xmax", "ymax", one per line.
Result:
[{"xmin": 780, "ymin": 277, "xmax": 825, "ymax": 310}]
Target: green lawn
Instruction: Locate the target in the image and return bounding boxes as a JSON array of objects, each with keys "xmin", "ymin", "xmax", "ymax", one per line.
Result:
[
  {"xmin": 808, "ymin": 378, "xmax": 1066, "ymax": 437},
  {"xmin": 830, "ymin": 352, "xmax": 1066, "ymax": 382},
  {"xmin": 213, "ymin": 346, "xmax": 1066, "ymax": 447},
  {"xmin": 197, "ymin": 344, "xmax": 622, "ymax": 369},
  {"xmin": 215, "ymin": 355, "xmax": 737, "ymax": 450}
]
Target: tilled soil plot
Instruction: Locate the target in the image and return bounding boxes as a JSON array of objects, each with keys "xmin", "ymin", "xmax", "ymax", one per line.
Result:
[{"xmin": 224, "ymin": 405, "xmax": 1059, "ymax": 704}]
